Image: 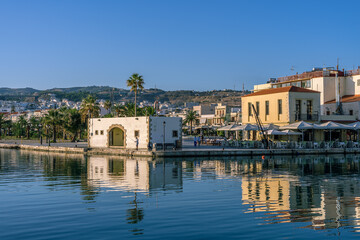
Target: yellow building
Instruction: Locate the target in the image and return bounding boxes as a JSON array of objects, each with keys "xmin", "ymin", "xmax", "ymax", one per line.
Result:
[{"xmin": 241, "ymin": 86, "xmax": 320, "ymax": 126}]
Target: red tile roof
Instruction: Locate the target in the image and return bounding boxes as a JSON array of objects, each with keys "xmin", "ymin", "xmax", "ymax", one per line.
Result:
[
  {"xmin": 242, "ymin": 86, "xmax": 320, "ymax": 98},
  {"xmin": 325, "ymin": 95, "xmax": 360, "ymax": 104}
]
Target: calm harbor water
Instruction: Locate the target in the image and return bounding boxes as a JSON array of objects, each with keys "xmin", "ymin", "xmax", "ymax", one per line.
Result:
[{"xmin": 1, "ymin": 150, "xmax": 360, "ymax": 239}]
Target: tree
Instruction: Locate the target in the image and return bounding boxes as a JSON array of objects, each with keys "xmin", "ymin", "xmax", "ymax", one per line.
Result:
[
  {"xmin": 79, "ymin": 95, "xmax": 100, "ymax": 122},
  {"xmin": 142, "ymin": 106, "xmax": 155, "ymax": 116},
  {"xmin": 126, "ymin": 73, "xmax": 144, "ymax": 117},
  {"xmin": 115, "ymin": 103, "xmax": 136, "ymax": 117},
  {"xmin": 0, "ymin": 114, "xmax": 7, "ymax": 139},
  {"xmin": 13, "ymin": 115, "xmax": 28, "ymax": 138},
  {"xmin": 29, "ymin": 116, "xmax": 41, "ymax": 138},
  {"xmin": 184, "ymin": 110, "xmax": 197, "ymax": 135},
  {"xmin": 104, "ymin": 100, "xmax": 112, "ymax": 115},
  {"xmin": 62, "ymin": 108, "xmax": 82, "ymax": 142},
  {"xmin": 43, "ymin": 109, "xmax": 62, "ymax": 143}
]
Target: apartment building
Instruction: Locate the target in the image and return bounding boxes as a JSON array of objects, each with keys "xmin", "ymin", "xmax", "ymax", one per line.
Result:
[
  {"xmin": 253, "ymin": 67, "xmax": 360, "ymax": 121},
  {"xmin": 241, "ymin": 86, "xmax": 320, "ymax": 126}
]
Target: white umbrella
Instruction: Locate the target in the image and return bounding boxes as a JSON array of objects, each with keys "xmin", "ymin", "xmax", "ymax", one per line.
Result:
[
  {"xmin": 348, "ymin": 122, "xmax": 360, "ymax": 130},
  {"xmin": 217, "ymin": 124, "xmax": 239, "ymax": 131},
  {"xmin": 281, "ymin": 130, "xmax": 303, "ymax": 135},
  {"xmin": 279, "ymin": 121, "xmax": 314, "ymax": 130},
  {"xmin": 234, "ymin": 124, "xmax": 258, "ymax": 131},
  {"xmin": 265, "ymin": 129, "xmax": 287, "ymax": 135},
  {"xmin": 263, "ymin": 123, "xmax": 280, "ymax": 130},
  {"xmin": 314, "ymin": 121, "xmax": 353, "ymax": 130},
  {"xmin": 279, "ymin": 121, "xmax": 314, "ymax": 141},
  {"xmin": 314, "ymin": 121, "xmax": 352, "ymax": 141}
]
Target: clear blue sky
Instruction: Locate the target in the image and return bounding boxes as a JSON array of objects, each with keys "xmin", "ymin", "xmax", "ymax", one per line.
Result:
[{"xmin": 1, "ymin": 0, "xmax": 360, "ymax": 91}]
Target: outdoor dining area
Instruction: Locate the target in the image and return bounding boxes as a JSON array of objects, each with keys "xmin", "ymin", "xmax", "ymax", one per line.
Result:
[{"xmin": 200, "ymin": 121, "xmax": 360, "ymax": 149}]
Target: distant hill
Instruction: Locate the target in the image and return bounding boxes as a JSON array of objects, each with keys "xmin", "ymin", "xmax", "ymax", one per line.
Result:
[
  {"xmin": 0, "ymin": 86, "xmax": 249, "ymax": 106},
  {"xmin": 0, "ymin": 87, "xmax": 39, "ymax": 95}
]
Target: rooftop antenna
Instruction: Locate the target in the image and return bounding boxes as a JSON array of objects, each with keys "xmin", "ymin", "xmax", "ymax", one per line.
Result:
[
  {"xmin": 242, "ymin": 83, "xmax": 245, "ymax": 93},
  {"xmin": 337, "ymin": 58, "xmax": 339, "ymax": 70},
  {"xmin": 290, "ymin": 65, "xmax": 295, "ymax": 73}
]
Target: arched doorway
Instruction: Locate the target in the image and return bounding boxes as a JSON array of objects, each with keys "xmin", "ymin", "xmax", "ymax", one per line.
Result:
[{"xmin": 109, "ymin": 127, "xmax": 125, "ymax": 147}]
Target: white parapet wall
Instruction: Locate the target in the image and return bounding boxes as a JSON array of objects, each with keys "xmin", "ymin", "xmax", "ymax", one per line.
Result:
[
  {"xmin": 88, "ymin": 116, "xmax": 182, "ymax": 149},
  {"xmin": 149, "ymin": 116, "xmax": 182, "ymax": 147}
]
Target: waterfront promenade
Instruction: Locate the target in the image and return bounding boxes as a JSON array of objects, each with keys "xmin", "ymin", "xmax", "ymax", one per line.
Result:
[{"xmin": 0, "ymin": 138, "xmax": 358, "ymax": 159}]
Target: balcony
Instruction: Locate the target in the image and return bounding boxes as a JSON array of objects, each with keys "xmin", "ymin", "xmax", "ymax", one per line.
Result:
[
  {"xmin": 320, "ymin": 114, "xmax": 357, "ymax": 122},
  {"xmin": 294, "ymin": 113, "xmax": 319, "ymax": 122}
]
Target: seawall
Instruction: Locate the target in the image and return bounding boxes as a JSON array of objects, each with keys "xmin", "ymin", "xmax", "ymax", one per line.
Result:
[{"xmin": 0, "ymin": 143, "xmax": 358, "ymax": 159}]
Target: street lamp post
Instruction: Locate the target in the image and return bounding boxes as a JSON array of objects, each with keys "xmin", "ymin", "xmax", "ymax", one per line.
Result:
[{"xmin": 163, "ymin": 121, "xmax": 166, "ymax": 150}]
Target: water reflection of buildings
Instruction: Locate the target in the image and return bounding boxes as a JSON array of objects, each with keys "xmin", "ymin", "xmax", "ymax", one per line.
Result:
[
  {"xmin": 88, "ymin": 156, "xmax": 183, "ymax": 234},
  {"xmin": 181, "ymin": 157, "xmax": 360, "ymax": 232},
  {"xmin": 88, "ymin": 156, "xmax": 183, "ymax": 192},
  {"xmin": 239, "ymin": 156, "xmax": 360, "ymax": 231}
]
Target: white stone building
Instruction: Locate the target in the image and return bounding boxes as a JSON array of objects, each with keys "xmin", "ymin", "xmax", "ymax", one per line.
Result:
[
  {"xmin": 253, "ymin": 67, "xmax": 360, "ymax": 121},
  {"xmin": 88, "ymin": 116, "xmax": 182, "ymax": 149}
]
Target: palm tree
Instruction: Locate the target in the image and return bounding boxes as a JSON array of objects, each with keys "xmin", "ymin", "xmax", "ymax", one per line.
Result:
[
  {"xmin": 29, "ymin": 116, "xmax": 41, "ymax": 138},
  {"xmin": 0, "ymin": 114, "xmax": 7, "ymax": 139},
  {"xmin": 18, "ymin": 115, "xmax": 28, "ymax": 137},
  {"xmin": 126, "ymin": 73, "xmax": 144, "ymax": 117},
  {"xmin": 115, "ymin": 103, "xmax": 136, "ymax": 117},
  {"xmin": 79, "ymin": 95, "xmax": 100, "ymax": 122},
  {"xmin": 142, "ymin": 106, "xmax": 155, "ymax": 116},
  {"xmin": 185, "ymin": 110, "xmax": 197, "ymax": 135},
  {"xmin": 43, "ymin": 109, "xmax": 62, "ymax": 143},
  {"xmin": 104, "ymin": 100, "xmax": 112, "ymax": 115},
  {"xmin": 63, "ymin": 108, "xmax": 82, "ymax": 142}
]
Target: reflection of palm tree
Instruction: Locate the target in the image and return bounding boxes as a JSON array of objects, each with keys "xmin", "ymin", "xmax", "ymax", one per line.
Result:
[{"xmin": 126, "ymin": 192, "xmax": 144, "ymax": 224}]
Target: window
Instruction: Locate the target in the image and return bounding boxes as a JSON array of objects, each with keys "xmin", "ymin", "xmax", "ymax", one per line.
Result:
[
  {"xmin": 306, "ymin": 100, "xmax": 313, "ymax": 120},
  {"xmin": 134, "ymin": 130, "xmax": 139, "ymax": 138},
  {"xmin": 172, "ymin": 130, "xmax": 178, "ymax": 137},
  {"xmin": 248, "ymin": 102, "xmax": 252, "ymax": 116},
  {"xmin": 350, "ymin": 110, "xmax": 354, "ymax": 115},
  {"xmin": 255, "ymin": 102, "xmax": 260, "ymax": 115},
  {"xmin": 95, "ymin": 130, "xmax": 99, "ymax": 135},
  {"xmin": 295, "ymin": 100, "xmax": 301, "ymax": 120},
  {"xmin": 100, "ymin": 130, "xmax": 104, "ymax": 135},
  {"xmin": 278, "ymin": 99, "xmax": 282, "ymax": 115},
  {"xmin": 265, "ymin": 101, "xmax": 269, "ymax": 115},
  {"xmin": 357, "ymin": 79, "xmax": 360, "ymax": 86},
  {"xmin": 305, "ymin": 80, "xmax": 311, "ymax": 88},
  {"xmin": 326, "ymin": 111, "xmax": 330, "ymax": 115}
]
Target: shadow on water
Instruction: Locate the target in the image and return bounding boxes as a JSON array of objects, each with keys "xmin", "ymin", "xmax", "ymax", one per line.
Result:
[{"xmin": 2, "ymin": 149, "xmax": 360, "ymax": 237}]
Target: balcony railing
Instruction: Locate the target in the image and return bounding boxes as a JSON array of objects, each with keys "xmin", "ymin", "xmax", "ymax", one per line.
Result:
[{"xmin": 294, "ymin": 113, "xmax": 318, "ymax": 121}]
